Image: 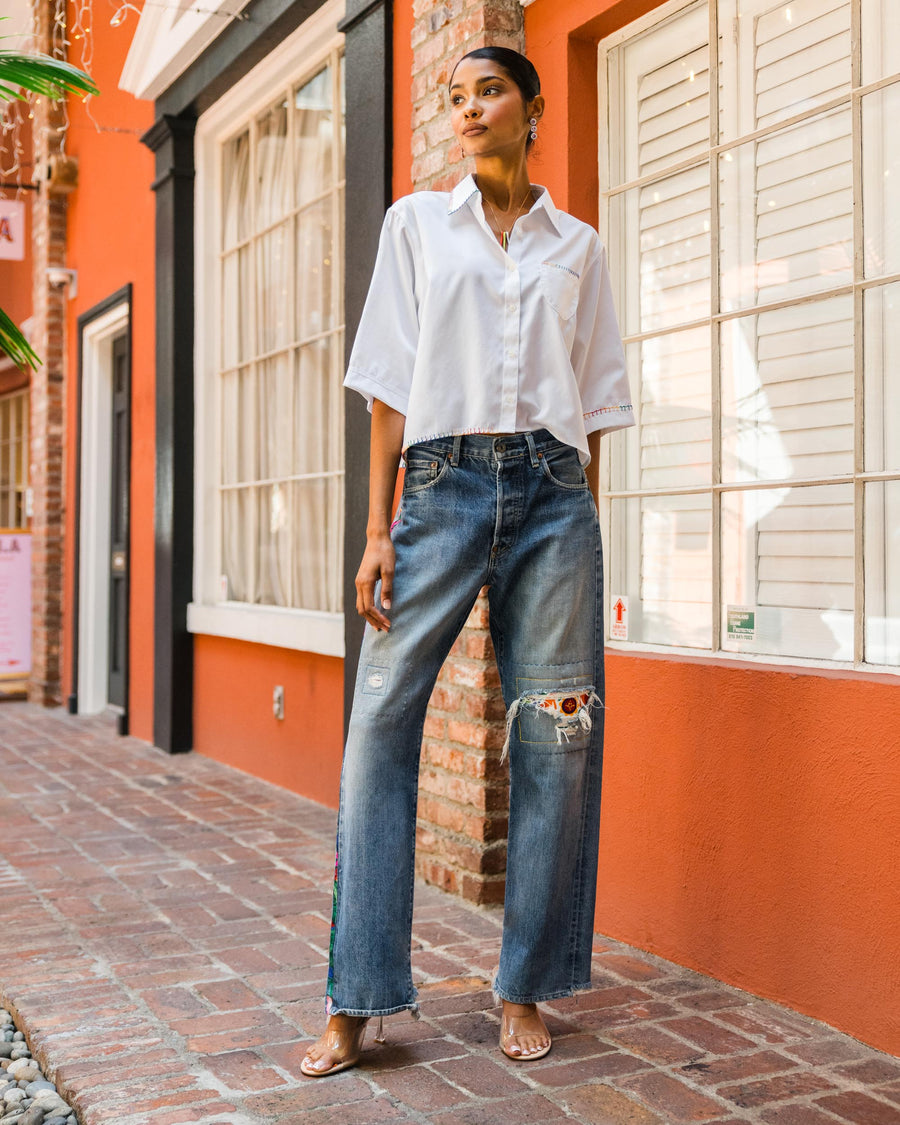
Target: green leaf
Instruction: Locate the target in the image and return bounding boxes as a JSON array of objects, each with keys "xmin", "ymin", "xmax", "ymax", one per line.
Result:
[
  {"xmin": 0, "ymin": 49, "xmax": 98, "ymax": 102},
  {"xmin": 0, "ymin": 307, "xmax": 41, "ymax": 371}
]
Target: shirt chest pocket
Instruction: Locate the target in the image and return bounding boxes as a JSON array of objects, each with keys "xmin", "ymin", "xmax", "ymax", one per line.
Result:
[{"xmin": 540, "ymin": 261, "xmax": 580, "ymax": 321}]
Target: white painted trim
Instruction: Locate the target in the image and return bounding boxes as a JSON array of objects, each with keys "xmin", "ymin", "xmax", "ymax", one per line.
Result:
[
  {"xmin": 119, "ymin": 0, "xmax": 252, "ymax": 101},
  {"xmin": 192, "ymin": 1, "xmax": 346, "ymax": 655},
  {"xmin": 78, "ymin": 303, "xmax": 129, "ymax": 715},
  {"xmin": 187, "ymin": 602, "xmax": 345, "ymax": 656}
]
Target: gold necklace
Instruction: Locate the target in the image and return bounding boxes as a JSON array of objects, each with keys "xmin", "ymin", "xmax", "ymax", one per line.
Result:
[{"xmin": 482, "ymin": 184, "xmax": 533, "ymax": 252}]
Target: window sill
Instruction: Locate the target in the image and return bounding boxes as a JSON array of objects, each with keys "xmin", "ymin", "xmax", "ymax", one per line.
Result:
[
  {"xmin": 605, "ymin": 641, "xmax": 900, "ymax": 682},
  {"xmin": 187, "ymin": 602, "xmax": 345, "ymax": 658}
]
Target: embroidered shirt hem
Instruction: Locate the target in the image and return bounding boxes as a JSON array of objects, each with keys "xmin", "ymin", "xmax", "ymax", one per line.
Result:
[{"xmin": 583, "ymin": 403, "xmax": 634, "ymax": 437}]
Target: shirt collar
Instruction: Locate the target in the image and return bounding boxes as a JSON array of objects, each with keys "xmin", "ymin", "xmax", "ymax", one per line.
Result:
[{"xmin": 447, "ymin": 173, "xmax": 563, "ymax": 236}]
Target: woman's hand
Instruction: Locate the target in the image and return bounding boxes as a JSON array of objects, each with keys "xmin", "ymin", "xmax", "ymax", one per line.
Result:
[
  {"xmin": 356, "ymin": 530, "xmax": 395, "ymax": 631},
  {"xmin": 358, "ymin": 399, "xmax": 406, "ymax": 631}
]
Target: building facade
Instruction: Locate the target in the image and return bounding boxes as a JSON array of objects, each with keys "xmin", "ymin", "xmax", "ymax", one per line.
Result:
[{"xmin": 1, "ymin": 0, "xmax": 897, "ymax": 1057}]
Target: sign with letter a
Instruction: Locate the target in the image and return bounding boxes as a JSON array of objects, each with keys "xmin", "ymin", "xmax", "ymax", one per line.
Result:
[{"xmin": 0, "ymin": 200, "xmax": 26, "ymax": 261}]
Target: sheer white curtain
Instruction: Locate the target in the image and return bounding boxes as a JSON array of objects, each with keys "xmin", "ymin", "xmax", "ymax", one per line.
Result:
[
  {"xmin": 221, "ymin": 132, "xmax": 251, "ymax": 601},
  {"xmin": 292, "ymin": 65, "xmax": 342, "ymax": 613},
  {"xmin": 256, "ymin": 101, "xmax": 293, "ymax": 607},
  {"xmin": 217, "ymin": 61, "xmax": 344, "ymax": 614}
]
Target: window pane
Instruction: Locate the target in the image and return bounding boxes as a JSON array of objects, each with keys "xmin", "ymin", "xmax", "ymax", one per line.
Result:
[
  {"xmin": 611, "ymin": 2, "xmax": 709, "ymax": 186},
  {"xmin": 865, "ymin": 480, "xmax": 900, "ymax": 666},
  {"xmin": 222, "ymin": 487, "xmax": 253, "ymax": 602},
  {"xmin": 610, "ymin": 494, "xmax": 712, "ymax": 648},
  {"xmin": 862, "ymin": 84, "xmax": 900, "ymax": 280},
  {"xmin": 722, "ymin": 483, "xmax": 853, "ymax": 660},
  {"xmin": 256, "ymin": 221, "xmax": 292, "ymax": 353},
  {"xmin": 256, "ymin": 100, "xmax": 290, "ymax": 228},
  {"xmin": 293, "ymin": 476, "xmax": 343, "ymax": 612},
  {"xmin": 294, "ymin": 337, "xmax": 334, "ymax": 476},
  {"xmin": 295, "ymin": 66, "xmax": 333, "ymax": 206},
  {"xmin": 612, "ymin": 328, "xmax": 711, "ymax": 492},
  {"xmin": 864, "ymin": 282, "xmax": 900, "ymax": 473},
  {"xmin": 257, "ymin": 483, "xmax": 292, "ymax": 607},
  {"xmin": 258, "ymin": 355, "xmax": 293, "ymax": 482},
  {"xmin": 222, "ymin": 130, "xmax": 250, "ymax": 249},
  {"xmin": 221, "ymin": 367, "xmax": 256, "ymax": 486},
  {"xmin": 222, "ymin": 247, "xmax": 252, "ymax": 368},
  {"xmin": 296, "ymin": 196, "xmax": 335, "ymax": 340},
  {"xmin": 719, "ymin": 108, "xmax": 852, "ymax": 311},
  {"xmin": 718, "ymin": 0, "xmax": 851, "ymax": 143},
  {"xmin": 612, "ymin": 167, "xmax": 710, "ymax": 335},
  {"xmin": 721, "ymin": 295, "xmax": 853, "ymax": 483},
  {"xmin": 861, "ymin": 0, "xmax": 900, "ymax": 84}
]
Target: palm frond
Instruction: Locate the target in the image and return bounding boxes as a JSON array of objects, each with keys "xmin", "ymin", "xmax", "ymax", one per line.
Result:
[
  {"xmin": 0, "ymin": 50, "xmax": 98, "ymax": 102},
  {"xmin": 0, "ymin": 307, "xmax": 41, "ymax": 371}
]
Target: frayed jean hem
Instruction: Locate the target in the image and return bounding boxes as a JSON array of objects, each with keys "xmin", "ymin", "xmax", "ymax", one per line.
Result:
[
  {"xmin": 326, "ymin": 1001, "xmax": 420, "ymax": 1019},
  {"xmin": 491, "ymin": 980, "xmax": 593, "ymax": 1005}
]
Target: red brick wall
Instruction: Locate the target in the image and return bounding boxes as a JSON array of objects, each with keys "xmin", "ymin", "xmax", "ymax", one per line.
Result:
[
  {"xmin": 410, "ymin": 0, "xmax": 524, "ymax": 905},
  {"xmin": 28, "ymin": 0, "xmax": 71, "ymax": 706}
]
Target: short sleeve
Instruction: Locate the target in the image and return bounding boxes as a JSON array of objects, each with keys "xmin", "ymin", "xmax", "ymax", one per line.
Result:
[
  {"xmin": 571, "ymin": 245, "xmax": 635, "ymax": 436},
  {"xmin": 343, "ymin": 206, "xmax": 419, "ymax": 416}
]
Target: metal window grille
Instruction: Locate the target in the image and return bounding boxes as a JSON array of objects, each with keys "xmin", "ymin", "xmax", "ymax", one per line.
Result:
[{"xmin": 600, "ymin": 0, "xmax": 900, "ymax": 669}]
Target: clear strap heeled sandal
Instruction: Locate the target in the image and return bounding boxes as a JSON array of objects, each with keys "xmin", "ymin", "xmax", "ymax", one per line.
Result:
[{"xmin": 300, "ymin": 1016, "xmax": 385, "ymax": 1078}]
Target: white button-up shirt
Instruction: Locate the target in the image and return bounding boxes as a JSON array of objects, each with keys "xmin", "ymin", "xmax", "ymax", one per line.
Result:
[{"xmin": 344, "ymin": 174, "xmax": 633, "ymax": 464}]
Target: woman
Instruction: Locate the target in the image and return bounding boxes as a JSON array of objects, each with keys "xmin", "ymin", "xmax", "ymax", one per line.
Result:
[{"xmin": 301, "ymin": 45, "xmax": 633, "ymax": 1078}]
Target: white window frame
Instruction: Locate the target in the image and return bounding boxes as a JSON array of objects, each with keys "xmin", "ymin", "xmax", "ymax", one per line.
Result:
[
  {"xmin": 120, "ymin": 0, "xmax": 252, "ymax": 101},
  {"xmin": 77, "ymin": 302, "xmax": 129, "ymax": 714},
  {"xmin": 598, "ymin": 0, "xmax": 900, "ymax": 674},
  {"xmin": 189, "ymin": 0, "xmax": 346, "ymax": 658},
  {"xmin": 0, "ymin": 388, "xmax": 29, "ymax": 530}
]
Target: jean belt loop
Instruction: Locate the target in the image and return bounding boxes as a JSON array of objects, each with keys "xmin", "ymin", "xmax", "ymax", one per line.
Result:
[
  {"xmin": 524, "ymin": 431, "xmax": 540, "ymax": 469},
  {"xmin": 451, "ymin": 434, "xmax": 463, "ymax": 466}
]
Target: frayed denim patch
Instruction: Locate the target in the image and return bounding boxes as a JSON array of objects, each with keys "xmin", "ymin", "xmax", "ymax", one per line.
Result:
[{"xmin": 501, "ymin": 687, "xmax": 602, "ymax": 763}]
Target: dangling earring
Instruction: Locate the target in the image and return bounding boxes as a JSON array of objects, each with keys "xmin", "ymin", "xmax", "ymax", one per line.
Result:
[{"xmin": 529, "ymin": 117, "xmax": 538, "ymax": 142}]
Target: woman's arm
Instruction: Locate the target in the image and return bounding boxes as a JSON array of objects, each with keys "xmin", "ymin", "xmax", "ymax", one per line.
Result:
[
  {"xmin": 355, "ymin": 399, "xmax": 406, "ymax": 631},
  {"xmin": 586, "ymin": 430, "xmax": 602, "ymax": 509}
]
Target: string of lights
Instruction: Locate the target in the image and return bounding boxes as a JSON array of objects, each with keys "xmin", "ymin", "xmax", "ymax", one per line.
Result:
[{"xmin": 0, "ymin": 0, "xmax": 249, "ymax": 198}]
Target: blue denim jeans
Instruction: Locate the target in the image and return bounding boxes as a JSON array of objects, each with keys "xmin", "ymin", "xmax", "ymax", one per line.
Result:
[{"xmin": 327, "ymin": 430, "xmax": 604, "ymax": 1016}]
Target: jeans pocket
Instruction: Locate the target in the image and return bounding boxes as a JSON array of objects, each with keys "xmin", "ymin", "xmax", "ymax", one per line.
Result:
[
  {"xmin": 539, "ymin": 445, "xmax": 589, "ymax": 491},
  {"xmin": 540, "ymin": 261, "xmax": 580, "ymax": 320},
  {"xmin": 403, "ymin": 450, "xmax": 450, "ymax": 494}
]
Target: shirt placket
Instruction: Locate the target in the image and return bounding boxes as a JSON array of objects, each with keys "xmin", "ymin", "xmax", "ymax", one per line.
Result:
[{"xmin": 499, "ymin": 253, "xmax": 520, "ymax": 432}]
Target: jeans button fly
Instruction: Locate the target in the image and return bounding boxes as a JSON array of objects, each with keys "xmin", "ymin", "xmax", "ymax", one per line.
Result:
[{"xmin": 496, "ymin": 442, "xmax": 506, "ymax": 453}]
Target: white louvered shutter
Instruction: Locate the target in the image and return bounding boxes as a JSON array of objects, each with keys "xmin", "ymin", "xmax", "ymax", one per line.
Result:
[
  {"xmin": 610, "ymin": 3, "xmax": 712, "ymax": 648},
  {"xmin": 719, "ymin": 0, "xmax": 854, "ymax": 659}
]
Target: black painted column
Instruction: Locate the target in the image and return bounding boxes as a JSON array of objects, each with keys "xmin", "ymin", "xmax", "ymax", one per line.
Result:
[
  {"xmin": 339, "ymin": 0, "xmax": 393, "ymax": 736},
  {"xmin": 142, "ymin": 114, "xmax": 196, "ymax": 754}
]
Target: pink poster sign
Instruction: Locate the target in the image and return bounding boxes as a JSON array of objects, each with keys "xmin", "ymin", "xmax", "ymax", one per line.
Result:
[{"xmin": 0, "ymin": 532, "xmax": 31, "ymax": 677}]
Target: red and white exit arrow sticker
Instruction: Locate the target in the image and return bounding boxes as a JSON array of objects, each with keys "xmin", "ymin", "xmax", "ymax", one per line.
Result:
[{"xmin": 610, "ymin": 596, "xmax": 628, "ymax": 640}]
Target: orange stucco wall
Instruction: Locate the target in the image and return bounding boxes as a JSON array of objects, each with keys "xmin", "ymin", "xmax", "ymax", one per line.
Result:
[
  {"xmin": 62, "ymin": 14, "xmax": 156, "ymax": 741},
  {"xmin": 526, "ymin": 0, "xmax": 900, "ymax": 1056},
  {"xmin": 0, "ymin": 113, "xmax": 34, "ymax": 399},
  {"xmin": 193, "ymin": 0, "xmax": 415, "ymax": 797},
  {"xmin": 193, "ymin": 635, "xmax": 344, "ymax": 808}
]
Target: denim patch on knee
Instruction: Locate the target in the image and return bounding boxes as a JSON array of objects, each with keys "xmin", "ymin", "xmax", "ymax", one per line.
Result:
[
  {"xmin": 501, "ymin": 686, "xmax": 602, "ymax": 763},
  {"xmin": 362, "ymin": 666, "xmax": 390, "ymax": 695}
]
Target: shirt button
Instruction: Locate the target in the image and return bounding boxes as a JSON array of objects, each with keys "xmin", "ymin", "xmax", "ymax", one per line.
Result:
[{"xmin": 507, "ymin": 350, "xmax": 515, "ymax": 359}]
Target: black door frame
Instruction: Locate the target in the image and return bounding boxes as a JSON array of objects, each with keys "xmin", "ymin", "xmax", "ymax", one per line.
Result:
[
  {"xmin": 69, "ymin": 284, "xmax": 133, "ymax": 737},
  {"xmin": 143, "ymin": 0, "xmax": 393, "ymax": 753}
]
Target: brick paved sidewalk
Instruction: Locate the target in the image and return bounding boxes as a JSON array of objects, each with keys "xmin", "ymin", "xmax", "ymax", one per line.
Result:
[{"xmin": 0, "ymin": 703, "xmax": 898, "ymax": 1125}]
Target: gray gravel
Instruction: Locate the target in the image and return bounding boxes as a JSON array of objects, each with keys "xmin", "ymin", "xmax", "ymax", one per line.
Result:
[{"xmin": 0, "ymin": 1009, "xmax": 76, "ymax": 1125}]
